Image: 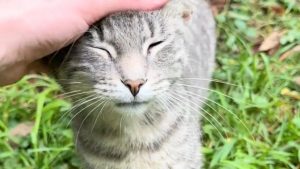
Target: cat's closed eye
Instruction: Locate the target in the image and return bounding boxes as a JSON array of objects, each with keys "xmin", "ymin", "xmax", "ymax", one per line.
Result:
[
  {"xmin": 89, "ymin": 46, "xmax": 112, "ymax": 59},
  {"xmin": 83, "ymin": 31, "xmax": 93, "ymax": 39},
  {"xmin": 98, "ymin": 48, "xmax": 112, "ymax": 58},
  {"xmin": 148, "ymin": 41, "xmax": 164, "ymax": 54}
]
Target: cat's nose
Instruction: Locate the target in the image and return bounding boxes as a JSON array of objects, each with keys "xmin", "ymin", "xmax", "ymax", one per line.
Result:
[{"xmin": 122, "ymin": 79, "xmax": 146, "ymax": 97}]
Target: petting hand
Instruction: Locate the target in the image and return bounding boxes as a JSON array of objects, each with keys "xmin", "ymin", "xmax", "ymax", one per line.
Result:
[{"xmin": 0, "ymin": 0, "xmax": 167, "ymax": 86}]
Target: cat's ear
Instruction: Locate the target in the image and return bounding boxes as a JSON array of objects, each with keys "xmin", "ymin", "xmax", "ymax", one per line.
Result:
[
  {"xmin": 162, "ymin": 1, "xmax": 194, "ymax": 23},
  {"xmin": 181, "ymin": 3, "xmax": 193, "ymax": 23}
]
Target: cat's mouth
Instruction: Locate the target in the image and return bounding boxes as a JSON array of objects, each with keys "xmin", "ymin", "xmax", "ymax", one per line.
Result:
[{"xmin": 115, "ymin": 101, "xmax": 148, "ymax": 107}]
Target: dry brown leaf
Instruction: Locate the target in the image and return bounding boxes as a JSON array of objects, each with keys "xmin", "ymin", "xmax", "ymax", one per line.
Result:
[
  {"xmin": 267, "ymin": 43, "xmax": 281, "ymax": 56},
  {"xmin": 252, "ymin": 38, "xmax": 264, "ymax": 54},
  {"xmin": 9, "ymin": 122, "xmax": 35, "ymax": 149},
  {"xmin": 270, "ymin": 4, "xmax": 285, "ymax": 15},
  {"xmin": 259, "ymin": 30, "xmax": 287, "ymax": 52},
  {"xmin": 279, "ymin": 45, "xmax": 300, "ymax": 62},
  {"xmin": 10, "ymin": 122, "xmax": 34, "ymax": 138},
  {"xmin": 281, "ymin": 88, "xmax": 300, "ymax": 100},
  {"xmin": 294, "ymin": 77, "xmax": 300, "ymax": 87}
]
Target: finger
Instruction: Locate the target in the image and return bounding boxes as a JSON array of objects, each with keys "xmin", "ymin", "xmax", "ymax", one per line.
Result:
[
  {"xmin": 76, "ymin": 0, "xmax": 168, "ymax": 24},
  {"xmin": 0, "ymin": 60, "xmax": 51, "ymax": 87},
  {"xmin": 0, "ymin": 63, "xmax": 27, "ymax": 87},
  {"xmin": 102, "ymin": 0, "xmax": 168, "ymax": 11}
]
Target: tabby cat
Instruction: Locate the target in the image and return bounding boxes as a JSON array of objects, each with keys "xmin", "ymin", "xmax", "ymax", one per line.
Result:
[{"xmin": 48, "ymin": 0, "xmax": 216, "ymax": 168}]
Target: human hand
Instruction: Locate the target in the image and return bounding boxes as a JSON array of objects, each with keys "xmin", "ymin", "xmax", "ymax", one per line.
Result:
[{"xmin": 0, "ymin": 0, "xmax": 167, "ymax": 86}]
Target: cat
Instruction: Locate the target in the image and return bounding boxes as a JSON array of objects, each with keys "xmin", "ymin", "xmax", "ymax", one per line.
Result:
[{"xmin": 47, "ymin": 0, "xmax": 216, "ymax": 168}]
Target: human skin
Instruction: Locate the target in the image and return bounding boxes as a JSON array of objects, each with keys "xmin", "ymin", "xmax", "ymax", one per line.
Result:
[{"xmin": 0, "ymin": 0, "xmax": 167, "ymax": 86}]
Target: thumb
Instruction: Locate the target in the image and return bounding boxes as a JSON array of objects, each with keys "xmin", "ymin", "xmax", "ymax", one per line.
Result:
[
  {"xmin": 105, "ymin": 0, "xmax": 168, "ymax": 11},
  {"xmin": 77, "ymin": 0, "xmax": 168, "ymax": 24}
]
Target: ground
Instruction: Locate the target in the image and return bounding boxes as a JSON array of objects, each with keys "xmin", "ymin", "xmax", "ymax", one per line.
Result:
[{"xmin": 0, "ymin": 0, "xmax": 300, "ymax": 169}]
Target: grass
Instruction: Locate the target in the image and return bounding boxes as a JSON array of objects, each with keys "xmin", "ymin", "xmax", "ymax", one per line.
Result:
[{"xmin": 1, "ymin": 0, "xmax": 300, "ymax": 168}]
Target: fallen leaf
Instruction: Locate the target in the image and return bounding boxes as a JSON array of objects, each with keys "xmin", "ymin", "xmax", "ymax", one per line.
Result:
[
  {"xmin": 294, "ymin": 77, "xmax": 300, "ymax": 87},
  {"xmin": 10, "ymin": 122, "xmax": 34, "ymax": 138},
  {"xmin": 267, "ymin": 43, "xmax": 281, "ymax": 56},
  {"xmin": 281, "ymin": 88, "xmax": 300, "ymax": 100},
  {"xmin": 279, "ymin": 45, "xmax": 300, "ymax": 62},
  {"xmin": 270, "ymin": 4, "xmax": 285, "ymax": 15},
  {"xmin": 259, "ymin": 30, "xmax": 287, "ymax": 52},
  {"xmin": 9, "ymin": 122, "xmax": 35, "ymax": 148},
  {"xmin": 252, "ymin": 38, "xmax": 264, "ymax": 54}
]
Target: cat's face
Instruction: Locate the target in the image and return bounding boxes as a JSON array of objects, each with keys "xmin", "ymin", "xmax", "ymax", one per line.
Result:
[{"xmin": 57, "ymin": 10, "xmax": 191, "ymax": 115}]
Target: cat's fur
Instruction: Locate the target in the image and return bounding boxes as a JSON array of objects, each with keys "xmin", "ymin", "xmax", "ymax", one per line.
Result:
[{"xmin": 48, "ymin": 0, "xmax": 215, "ymax": 168}]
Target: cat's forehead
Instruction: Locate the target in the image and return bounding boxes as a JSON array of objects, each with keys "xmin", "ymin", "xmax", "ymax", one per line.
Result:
[
  {"xmin": 96, "ymin": 12, "xmax": 166, "ymax": 39},
  {"xmin": 90, "ymin": 11, "xmax": 168, "ymax": 53},
  {"xmin": 102, "ymin": 11, "xmax": 159, "ymax": 28}
]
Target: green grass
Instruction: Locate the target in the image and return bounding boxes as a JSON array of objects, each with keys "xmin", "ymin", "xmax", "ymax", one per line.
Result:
[{"xmin": 1, "ymin": 0, "xmax": 300, "ymax": 168}]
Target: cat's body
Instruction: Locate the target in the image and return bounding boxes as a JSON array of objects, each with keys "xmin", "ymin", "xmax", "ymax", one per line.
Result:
[{"xmin": 49, "ymin": 0, "xmax": 215, "ymax": 168}]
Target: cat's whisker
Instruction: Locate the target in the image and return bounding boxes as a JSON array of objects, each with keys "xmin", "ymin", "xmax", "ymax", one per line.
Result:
[
  {"xmin": 157, "ymin": 96, "xmax": 195, "ymax": 137},
  {"xmin": 176, "ymin": 83, "xmax": 255, "ymax": 106},
  {"xmin": 119, "ymin": 113, "xmax": 126, "ymax": 135},
  {"xmin": 56, "ymin": 82, "xmax": 83, "ymax": 86},
  {"xmin": 57, "ymin": 82, "xmax": 92, "ymax": 87},
  {"xmin": 56, "ymin": 42, "xmax": 77, "ymax": 72},
  {"xmin": 76, "ymin": 98, "xmax": 106, "ymax": 149},
  {"xmin": 170, "ymin": 90, "xmax": 227, "ymax": 135},
  {"xmin": 91, "ymin": 25, "xmax": 100, "ymax": 32},
  {"xmin": 179, "ymin": 78, "xmax": 246, "ymax": 88},
  {"xmin": 164, "ymin": 94, "xmax": 203, "ymax": 138},
  {"xmin": 187, "ymin": 58, "xmax": 201, "ymax": 64},
  {"xmin": 56, "ymin": 95, "xmax": 100, "ymax": 131},
  {"xmin": 56, "ymin": 79, "xmax": 82, "ymax": 83},
  {"xmin": 174, "ymin": 89, "xmax": 235, "ymax": 132},
  {"xmin": 56, "ymin": 91, "xmax": 95, "ymax": 100},
  {"xmin": 56, "ymin": 94, "xmax": 97, "ymax": 125},
  {"xmin": 178, "ymin": 89, "xmax": 254, "ymax": 140},
  {"xmin": 91, "ymin": 99, "xmax": 112, "ymax": 133},
  {"xmin": 162, "ymin": 93, "xmax": 203, "ymax": 135},
  {"xmin": 49, "ymin": 31, "xmax": 88, "ymax": 64},
  {"xmin": 54, "ymin": 90, "xmax": 81, "ymax": 98},
  {"xmin": 166, "ymin": 91, "xmax": 226, "ymax": 140},
  {"xmin": 67, "ymin": 96, "xmax": 101, "ymax": 127}
]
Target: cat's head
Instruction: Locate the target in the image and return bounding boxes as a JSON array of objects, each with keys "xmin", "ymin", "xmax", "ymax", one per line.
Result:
[{"xmin": 51, "ymin": 4, "xmax": 194, "ymax": 115}]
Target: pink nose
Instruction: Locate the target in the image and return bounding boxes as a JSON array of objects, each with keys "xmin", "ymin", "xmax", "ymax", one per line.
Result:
[{"xmin": 123, "ymin": 79, "xmax": 145, "ymax": 97}]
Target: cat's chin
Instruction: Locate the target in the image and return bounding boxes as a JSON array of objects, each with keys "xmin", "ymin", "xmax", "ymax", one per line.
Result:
[{"xmin": 114, "ymin": 101, "xmax": 150, "ymax": 115}]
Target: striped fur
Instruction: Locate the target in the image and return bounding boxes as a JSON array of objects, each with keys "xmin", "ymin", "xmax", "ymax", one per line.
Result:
[{"xmin": 49, "ymin": 0, "xmax": 215, "ymax": 168}]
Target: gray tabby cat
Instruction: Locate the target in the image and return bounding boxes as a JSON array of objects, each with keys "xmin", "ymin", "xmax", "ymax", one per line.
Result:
[{"xmin": 48, "ymin": 0, "xmax": 215, "ymax": 168}]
